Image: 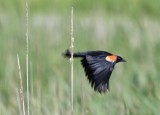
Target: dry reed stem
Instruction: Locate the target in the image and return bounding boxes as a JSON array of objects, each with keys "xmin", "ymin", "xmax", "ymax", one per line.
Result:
[
  {"xmin": 70, "ymin": 7, "xmax": 74, "ymax": 115},
  {"xmin": 25, "ymin": 0, "xmax": 29, "ymax": 114},
  {"xmin": 16, "ymin": 89, "xmax": 23, "ymax": 115},
  {"xmin": 29, "ymin": 62, "xmax": 33, "ymax": 115},
  {"xmin": 17, "ymin": 55, "xmax": 26, "ymax": 115}
]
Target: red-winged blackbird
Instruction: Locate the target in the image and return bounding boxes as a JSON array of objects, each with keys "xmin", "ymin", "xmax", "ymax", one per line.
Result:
[{"xmin": 64, "ymin": 50, "xmax": 126, "ymax": 93}]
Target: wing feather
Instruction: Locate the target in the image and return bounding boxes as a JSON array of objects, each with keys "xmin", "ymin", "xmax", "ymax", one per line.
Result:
[{"xmin": 81, "ymin": 55, "xmax": 115, "ymax": 93}]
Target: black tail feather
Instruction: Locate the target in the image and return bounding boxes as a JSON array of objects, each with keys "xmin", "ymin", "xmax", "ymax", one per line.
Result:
[
  {"xmin": 63, "ymin": 49, "xmax": 86, "ymax": 58},
  {"xmin": 63, "ymin": 49, "xmax": 71, "ymax": 58}
]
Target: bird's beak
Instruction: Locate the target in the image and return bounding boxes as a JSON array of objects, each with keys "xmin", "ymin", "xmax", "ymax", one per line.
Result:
[{"xmin": 121, "ymin": 59, "xmax": 126, "ymax": 62}]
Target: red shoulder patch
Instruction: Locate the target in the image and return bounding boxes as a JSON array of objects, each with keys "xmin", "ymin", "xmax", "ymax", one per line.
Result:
[{"xmin": 105, "ymin": 55, "xmax": 117, "ymax": 62}]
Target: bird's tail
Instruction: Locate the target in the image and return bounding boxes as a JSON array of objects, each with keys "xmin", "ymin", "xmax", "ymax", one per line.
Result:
[{"xmin": 63, "ymin": 49, "xmax": 86, "ymax": 58}]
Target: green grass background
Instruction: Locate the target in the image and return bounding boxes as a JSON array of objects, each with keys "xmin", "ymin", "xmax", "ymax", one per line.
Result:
[{"xmin": 0, "ymin": 0, "xmax": 160, "ymax": 115}]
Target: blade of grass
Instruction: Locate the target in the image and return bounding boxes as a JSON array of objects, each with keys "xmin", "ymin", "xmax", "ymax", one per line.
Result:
[
  {"xmin": 17, "ymin": 55, "xmax": 26, "ymax": 115},
  {"xmin": 16, "ymin": 89, "xmax": 23, "ymax": 115}
]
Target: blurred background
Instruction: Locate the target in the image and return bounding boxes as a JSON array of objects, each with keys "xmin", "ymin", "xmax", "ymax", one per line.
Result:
[{"xmin": 0, "ymin": 0, "xmax": 160, "ymax": 115}]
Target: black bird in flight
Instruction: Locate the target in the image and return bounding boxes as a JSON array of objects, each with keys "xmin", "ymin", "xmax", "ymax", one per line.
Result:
[{"xmin": 64, "ymin": 50, "xmax": 126, "ymax": 93}]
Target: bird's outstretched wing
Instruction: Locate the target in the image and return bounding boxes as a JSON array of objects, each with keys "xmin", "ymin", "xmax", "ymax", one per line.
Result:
[{"xmin": 81, "ymin": 55, "xmax": 114, "ymax": 93}]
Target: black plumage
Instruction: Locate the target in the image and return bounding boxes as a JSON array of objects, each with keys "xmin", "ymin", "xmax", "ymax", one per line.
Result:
[{"xmin": 63, "ymin": 50, "xmax": 126, "ymax": 93}]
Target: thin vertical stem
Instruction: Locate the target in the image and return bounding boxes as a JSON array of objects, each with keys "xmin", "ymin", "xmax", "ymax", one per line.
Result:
[
  {"xmin": 70, "ymin": 7, "xmax": 74, "ymax": 115},
  {"xmin": 17, "ymin": 55, "xmax": 26, "ymax": 115},
  {"xmin": 26, "ymin": 0, "xmax": 29, "ymax": 114},
  {"xmin": 16, "ymin": 89, "xmax": 23, "ymax": 115},
  {"xmin": 30, "ymin": 62, "xmax": 33, "ymax": 115}
]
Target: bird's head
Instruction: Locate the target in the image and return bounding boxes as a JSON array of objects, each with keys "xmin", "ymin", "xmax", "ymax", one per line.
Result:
[
  {"xmin": 116, "ymin": 56, "xmax": 126, "ymax": 63},
  {"xmin": 105, "ymin": 55, "xmax": 126, "ymax": 63}
]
